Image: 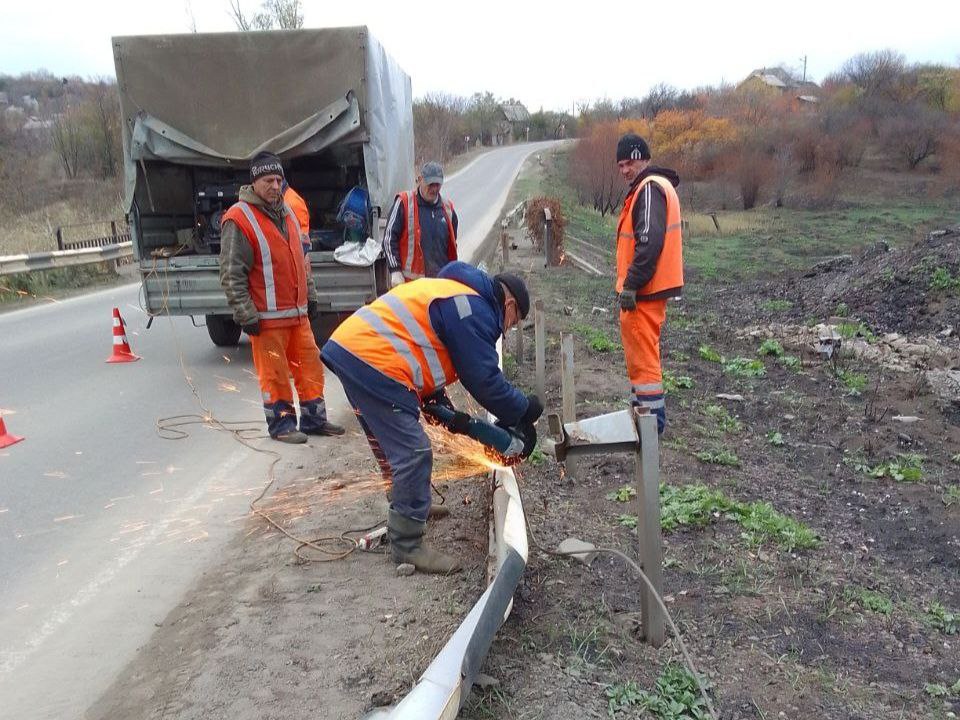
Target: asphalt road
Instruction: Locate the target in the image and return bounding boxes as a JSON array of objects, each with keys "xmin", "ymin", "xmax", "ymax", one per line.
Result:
[{"xmin": 0, "ymin": 140, "xmax": 552, "ymax": 719}]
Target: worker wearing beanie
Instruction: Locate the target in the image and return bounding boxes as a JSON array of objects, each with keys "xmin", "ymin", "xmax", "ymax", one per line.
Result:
[
  {"xmin": 383, "ymin": 161, "xmax": 459, "ymax": 287},
  {"xmin": 219, "ymin": 151, "xmax": 345, "ymax": 443},
  {"xmin": 614, "ymin": 133, "xmax": 684, "ymax": 434},
  {"xmin": 321, "ymin": 261, "xmax": 542, "ymax": 574}
]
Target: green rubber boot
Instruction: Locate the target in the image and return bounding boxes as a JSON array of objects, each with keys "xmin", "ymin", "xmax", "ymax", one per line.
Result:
[{"xmin": 387, "ymin": 509, "xmax": 461, "ymax": 574}]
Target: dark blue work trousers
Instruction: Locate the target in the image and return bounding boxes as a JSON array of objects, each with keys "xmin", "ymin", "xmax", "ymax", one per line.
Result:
[{"xmin": 321, "ymin": 340, "xmax": 434, "ymax": 522}]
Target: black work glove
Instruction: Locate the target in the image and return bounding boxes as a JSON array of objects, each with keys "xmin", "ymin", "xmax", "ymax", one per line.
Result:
[
  {"xmin": 423, "ymin": 390, "xmax": 455, "ymax": 412},
  {"xmin": 521, "ymin": 394, "xmax": 544, "ymax": 425},
  {"xmin": 619, "ymin": 289, "xmax": 637, "ymax": 311},
  {"xmin": 242, "ymin": 320, "xmax": 261, "ymax": 336},
  {"xmin": 517, "ymin": 422, "xmax": 538, "ymax": 459},
  {"xmin": 447, "ymin": 411, "xmax": 472, "ymax": 435},
  {"xmin": 307, "ymin": 300, "xmax": 320, "ymax": 320}
]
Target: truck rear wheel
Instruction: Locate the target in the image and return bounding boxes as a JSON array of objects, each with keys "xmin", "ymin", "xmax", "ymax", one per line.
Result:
[{"xmin": 206, "ymin": 314, "xmax": 242, "ymax": 346}]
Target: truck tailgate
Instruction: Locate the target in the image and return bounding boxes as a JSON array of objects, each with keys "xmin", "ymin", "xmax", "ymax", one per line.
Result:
[{"xmin": 140, "ymin": 253, "xmax": 382, "ymax": 315}]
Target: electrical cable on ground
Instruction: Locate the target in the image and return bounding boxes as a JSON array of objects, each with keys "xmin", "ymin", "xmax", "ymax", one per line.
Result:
[
  {"xmin": 144, "ymin": 258, "xmax": 379, "ymax": 563},
  {"xmin": 513, "ymin": 471, "xmax": 720, "ymax": 720}
]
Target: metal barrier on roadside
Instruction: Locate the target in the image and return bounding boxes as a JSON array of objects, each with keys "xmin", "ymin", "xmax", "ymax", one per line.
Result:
[
  {"xmin": 0, "ymin": 242, "xmax": 134, "ymax": 276},
  {"xmin": 55, "ymin": 220, "xmax": 130, "ymax": 251}
]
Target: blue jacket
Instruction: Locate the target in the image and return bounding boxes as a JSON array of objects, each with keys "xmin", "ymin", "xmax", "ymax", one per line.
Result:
[{"xmin": 428, "ymin": 262, "xmax": 528, "ymax": 426}]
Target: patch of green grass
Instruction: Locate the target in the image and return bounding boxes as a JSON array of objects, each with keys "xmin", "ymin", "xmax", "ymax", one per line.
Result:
[
  {"xmin": 703, "ymin": 404, "xmax": 742, "ymax": 433},
  {"xmin": 605, "ymin": 664, "xmax": 712, "ymax": 719},
  {"xmin": 766, "ymin": 431, "xmax": 785, "ymax": 447},
  {"xmin": 698, "ymin": 345, "xmax": 723, "ymax": 363},
  {"xmin": 722, "ymin": 357, "xmax": 766, "ymax": 378},
  {"xmin": 761, "ymin": 298, "xmax": 793, "ymax": 312},
  {"xmin": 844, "ymin": 453, "xmax": 924, "ymax": 482},
  {"xmin": 834, "ymin": 302, "xmax": 850, "ymax": 317},
  {"xmin": 780, "ymin": 354, "xmax": 802, "ymax": 371},
  {"xmin": 835, "ymin": 368, "xmax": 868, "ymax": 396},
  {"xmin": 943, "ymin": 485, "xmax": 960, "ymax": 507},
  {"xmin": 927, "ymin": 602, "xmax": 960, "ymax": 635},
  {"xmin": 758, "ymin": 338, "xmax": 784, "ymax": 357},
  {"xmin": 735, "ymin": 501, "xmax": 820, "ymax": 551},
  {"xmin": 929, "ymin": 266, "xmax": 960, "ymax": 293},
  {"xmin": 952, "ymin": 453, "xmax": 960, "ymax": 465},
  {"xmin": 671, "ymin": 350, "xmax": 690, "ymax": 362},
  {"xmin": 836, "ymin": 321, "xmax": 876, "ymax": 342},
  {"xmin": 695, "ymin": 447, "xmax": 740, "ymax": 466},
  {"xmin": 616, "ymin": 514, "xmax": 638, "ymax": 529},
  {"xmin": 846, "ymin": 587, "xmax": 893, "ymax": 615},
  {"xmin": 923, "ymin": 679, "xmax": 960, "ymax": 699},
  {"xmin": 663, "ymin": 370, "xmax": 694, "ymax": 393},
  {"xmin": 606, "ymin": 485, "xmax": 636, "ymax": 503},
  {"xmin": 527, "ymin": 447, "xmax": 548, "ymax": 466},
  {"xmin": 660, "ymin": 483, "xmax": 735, "ymax": 531},
  {"xmin": 572, "ymin": 323, "xmax": 619, "ymax": 353},
  {"xmin": 502, "ymin": 353, "xmax": 517, "ymax": 377}
]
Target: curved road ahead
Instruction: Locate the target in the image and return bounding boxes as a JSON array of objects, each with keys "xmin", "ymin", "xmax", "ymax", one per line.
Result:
[{"xmin": 0, "ymin": 140, "xmax": 554, "ymax": 719}]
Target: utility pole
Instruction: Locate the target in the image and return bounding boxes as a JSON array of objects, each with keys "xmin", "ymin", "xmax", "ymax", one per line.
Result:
[{"xmin": 800, "ymin": 55, "xmax": 808, "ymax": 83}]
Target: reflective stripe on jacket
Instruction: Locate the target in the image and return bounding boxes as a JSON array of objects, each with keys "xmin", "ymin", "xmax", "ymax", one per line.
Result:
[
  {"xmin": 221, "ymin": 200, "xmax": 308, "ymax": 328},
  {"xmin": 616, "ymin": 175, "xmax": 684, "ymax": 298},
  {"xmin": 330, "ymin": 278, "xmax": 477, "ymax": 398},
  {"xmin": 398, "ymin": 190, "xmax": 456, "ymax": 280}
]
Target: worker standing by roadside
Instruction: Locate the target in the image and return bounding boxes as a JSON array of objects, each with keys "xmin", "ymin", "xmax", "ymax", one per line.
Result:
[
  {"xmin": 384, "ymin": 161, "xmax": 459, "ymax": 287},
  {"xmin": 219, "ymin": 151, "xmax": 345, "ymax": 443},
  {"xmin": 321, "ymin": 261, "xmax": 542, "ymax": 573},
  {"xmin": 614, "ymin": 133, "xmax": 684, "ymax": 434}
]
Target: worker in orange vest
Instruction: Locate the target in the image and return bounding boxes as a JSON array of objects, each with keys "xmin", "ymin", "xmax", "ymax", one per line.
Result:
[
  {"xmin": 383, "ymin": 161, "xmax": 458, "ymax": 287},
  {"xmin": 219, "ymin": 152, "xmax": 345, "ymax": 443},
  {"xmin": 614, "ymin": 134, "xmax": 684, "ymax": 434},
  {"xmin": 321, "ymin": 262, "xmax": 542, "ymax": 573},
  {"xmin": 282, "ymin": 182, "xmax": 311, "ymax": 253}
]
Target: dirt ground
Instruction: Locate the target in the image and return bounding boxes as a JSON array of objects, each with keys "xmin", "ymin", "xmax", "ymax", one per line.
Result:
[
  {"xmin": 458, "ymin": 221, "xmax": 960, "ymax": 719},
  {"xmin": 85, "ymin": 424, "xmax": 495, "ymax": 720}
]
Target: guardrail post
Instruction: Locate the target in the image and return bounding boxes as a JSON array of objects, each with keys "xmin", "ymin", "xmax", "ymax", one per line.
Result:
[
  {"xmin": 534, "ymin": 300, "xmax": 545, "ymax": 400},
  {"xmin": 56, "ymin": 227, "xmax": 64, "ymax": 251},
  {"xmin": 635, "ymin": 411, "xmax": 665, "ymax": 646},
  {"xmin": 560, "ymin": 333, "xmax": 577, "ymax": 480},
  {"xmin": 500, "ymin": 219, "xmax": 509, "ymax": 270},
  {"xmin": 514, "ymin": 323, "xmax": 524, "ymax": 370},
  {"xmin": 543, "ymin": 207, "xmax": 554, "ymax": 267}
]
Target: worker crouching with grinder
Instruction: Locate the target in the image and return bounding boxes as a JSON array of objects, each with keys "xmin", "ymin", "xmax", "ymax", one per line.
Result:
[{"xmin": 321, "ymin": 261, "xmax": 542, "ymax": 574}]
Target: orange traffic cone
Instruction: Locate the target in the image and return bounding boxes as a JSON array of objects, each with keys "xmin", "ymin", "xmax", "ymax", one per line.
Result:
[
  {"xmin": 0, "ymin": 412, "xmax": 24, "ymax": 449},
  {"xmin": 106, "ymin": 307, "xmax": 141, "ymax": 363}
]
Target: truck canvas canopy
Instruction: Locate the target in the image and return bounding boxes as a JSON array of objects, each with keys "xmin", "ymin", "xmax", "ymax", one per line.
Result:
[{"xmin": 113, "ymin": 26, "xmax": 413, "ymax": 215}]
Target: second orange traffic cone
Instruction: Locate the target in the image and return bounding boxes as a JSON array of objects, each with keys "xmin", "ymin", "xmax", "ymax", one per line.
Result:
[
  {"xmin": 0, "ymin": 411, "xmax": 24, "ymax": 449},
  {"xmin": 106, "ymin": 307, "xmax": 141, "ymax": 363}
]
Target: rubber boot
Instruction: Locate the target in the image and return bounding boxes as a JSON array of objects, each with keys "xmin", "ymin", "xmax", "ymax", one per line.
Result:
[{"xmin": 387, "ymin": 509, "xmax": 461, "ymax": 574}]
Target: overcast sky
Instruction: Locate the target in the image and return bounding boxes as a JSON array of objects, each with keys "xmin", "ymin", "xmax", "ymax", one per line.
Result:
[{"xmin": 1, "ymin": 0, "xmax": 957, "ymax": 112}]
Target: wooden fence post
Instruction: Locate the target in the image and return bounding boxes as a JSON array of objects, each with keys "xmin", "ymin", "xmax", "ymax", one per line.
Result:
[
  {"xmin": 534, "ymin": 300, "xmax": 545, "ymax": 401},
  {"xmin": 560, "ymin": 333, "xmax": 577, "ymax": 479}
]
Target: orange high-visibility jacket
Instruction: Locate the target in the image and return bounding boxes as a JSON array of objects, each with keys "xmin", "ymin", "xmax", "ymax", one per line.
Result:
[
  {"xmin": 330, "ymin": 278, "xmax": 477, "ymax": 398},
  {"xmin": 283, "ymin": 186, "xmax": 310, "ymax": 246},
  {"xmin": 615, "ymin": 175, "xmax": 684, "ymax": 298},
  {"xmin": 397, "ymin": 190, "xmax": 456, "ymax": 280},
  {"xmin": 221, "ymin": 201, "xmax": 309, "ymax": 328}
]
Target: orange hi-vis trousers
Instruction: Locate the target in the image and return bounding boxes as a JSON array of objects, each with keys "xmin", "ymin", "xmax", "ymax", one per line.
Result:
[
  {"xmin": 619, "ymin": 298, "xmax": 668, "ymax": 433},
  {"xmin": 250, "ymin": 319, "xmax": 327, "ymax": 436}
]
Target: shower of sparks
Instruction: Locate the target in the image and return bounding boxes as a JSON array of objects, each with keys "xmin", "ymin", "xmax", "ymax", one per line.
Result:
[
  {"xmin": 53, "ymin": 514, "xmax": 80, "ymax": 523},
  {"xmin": 16, "ymin": 604, "xmax": 29, "ymax": 611},
  {"xmin": 0, "ymin": 508, "xmax": 8, "ymax": 514},
  {"xmin": 217, "ymin": 381, "xmax": 240, "ymax": 393},
  {"xmin": 222, "ymin": 355, "xmax": 232, "ymax": 363},
  {"xmin": 43, "ymin": 471, "xmax": 68, "ymax": 479},
  {"xmin": 57, "ymin": 560, "xmax": 68, "ymax": 567},
  {"xmin": 0, "ymin": 407, "xmax": 17, "ymax": 415},
  {"xmin": 254, "ymin": 422, "xmax": 505, "ymax": 528},
  {"xmin": 135, "ymin": 460, "xmax": 157, "ymax": 465}
]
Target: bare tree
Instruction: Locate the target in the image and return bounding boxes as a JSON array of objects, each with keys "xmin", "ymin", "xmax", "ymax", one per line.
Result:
[
  {"xmin": 229, "ymin": 0, "xmax": 302, "ymax": 30},
  {"xmin": 640, "ymin": 83, "xmax": 679, "ymax": 118},
  {"xmin": 50, "ymin": 112, "xmax": 83, "ymax": 179},
  {"xmin": 569, "ymin": 121, "xmax": 623, "ymax": 217},
  {"xmin": 881, "ymin": 103, "xmax": 944, "ymax": 169},
  {"xmin": 841, "ymin": 49, "xmax": 906, "ymax": 100},
  {"xmin": 413, "ymin": 93, "xmax": 467, "ymax": 164}
]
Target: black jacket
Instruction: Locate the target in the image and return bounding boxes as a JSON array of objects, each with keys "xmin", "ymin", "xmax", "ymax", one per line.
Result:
[{"xmin": 622, "ymin": 166, "xmax": 680, "ymax": 293}]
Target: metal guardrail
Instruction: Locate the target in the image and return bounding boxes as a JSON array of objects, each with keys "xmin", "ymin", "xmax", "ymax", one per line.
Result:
[{"xmin": 0, "ymin": 242, "xmax": 133, "ymax": 276}]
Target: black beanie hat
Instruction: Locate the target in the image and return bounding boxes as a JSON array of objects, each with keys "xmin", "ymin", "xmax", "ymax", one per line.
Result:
[
  {"xmin": 250, "ymin": 151, "xmax": 284, "ymax": 181},
  {"xmin": 616, "ymin": 133, "xmax": 651, "ymax": 162},
  {"xmin": 494, "ymin": 273, "xmax": 530, "ymax": 319}
]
